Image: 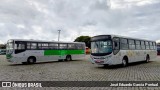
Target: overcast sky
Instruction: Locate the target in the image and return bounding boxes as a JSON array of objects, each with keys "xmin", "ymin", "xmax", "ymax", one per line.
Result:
[{"xmin": 0, "ymin": 0, "xmax": 160, "ymax": 44}]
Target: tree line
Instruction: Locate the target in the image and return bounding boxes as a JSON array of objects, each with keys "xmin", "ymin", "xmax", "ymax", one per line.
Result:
[
  {"xmin": 74, "ymin": 36, "xmax": 91, "ymax": 48},
  {"xmin": 0, "ymin": 44, "xmax": 6, "ymax": 49}
]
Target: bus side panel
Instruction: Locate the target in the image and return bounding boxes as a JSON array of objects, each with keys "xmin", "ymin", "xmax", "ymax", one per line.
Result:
[
  {"xmin": 65, "ymin": 49, "xmax": 85, "ymax": 60},
  {"xmin": 149, "ymin": 50, "xmax": 157, "ymax": 60},
  {"xmin": 111, "ymin": 51, "xmax": 124, "ymax": 65},
  {"xmin": 44, "ymin": 50, "xmax": 61, "ymax": 61},
  {"xmin": 71, "ymin": 54, "xmax": 85, "ymax": 60},
  {"xmin": 69, "ymin": 50, "xmax": 85, "ymax": 60},
  {"xmin": 10, "ymin": 50, "xmax": 44, "ymax": 63},
  {"xmin": 44, "ymin": 49, "xmax": 86, "ymax": 60},
  {"xmin": 114, "ymin": 50, "xmax": 136, "ymax": 64},
  {"xmin": 10, "ymin": 53, "xmax": 28, "ymax": 64},
  {"xmin": 133, "ymin": 50, "xmax": 143, "ymax": 62},
  {"xmin": 19, "ymin": 50, "xmax": 58, "ymax": 63},
  {"xmin": 24, "ymin": 50, "xmax": 44, "ymax": 62}
]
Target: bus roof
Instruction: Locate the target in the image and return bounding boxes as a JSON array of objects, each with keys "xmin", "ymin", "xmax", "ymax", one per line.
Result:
[
  {"xmin": 92, "ymin": 34, "xmax": 156, "ymax": 42},
  {"xmin": 7, "ymin": 39, "xmax": 85, "ymax": 44}
]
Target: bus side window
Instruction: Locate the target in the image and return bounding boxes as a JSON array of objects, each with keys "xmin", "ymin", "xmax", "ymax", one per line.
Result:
[
  {"xmin": 31, "ymin": 43, "xmax": 37, "ymax": 49},
  {"xmin": 149, "ymin": 42, "xmax": 153, "ymax": 50},
  {"xmin": 145, "ymin": 41, "xmax": 149, "ymax": 50},
  {"xmin": 82, "ymin": 44, "xmax": 85, "ymax": 49},
  {"xmin": 153, "ymin": 42, "xmax": 156, "ymax": 49},
  {"xmin": 120, "ymin": 38, "xmax": 128, "ymax": 49},
  {"xmin": 27, "ymin": 43, "xmax": 31, "ymax": 49},
  {"xmin": 68, "ymin": 44, "xmax": 75, "ymax": 49},
  {"xmin": 141, "ymin": 41, "xmax": 145, "ymax": 49},
  {"xmin": 76, "ymin": 44, "xmax": 83, "ymax": 50},
  {"xmin": 59, "ymin": 44, "xmax": 67, "ymax": 49},
  {"xmin": 136, "ymin": 40, "xmax": 141, "ymax": 49},
  {"xmin": 15, "ymin": 41, "xmax": 25, "ymax": 50},
  {"xmin": 113, "ymin": 37, "xmax": 120, "ymax": 55},
  {"xmin": 49, "ymin": 43, "xmax": 58, "ymax": 49},
  {"xmin": 129, "ymin": 40, "xmax": 135, "ymax": 50},
  {"xmin": 42, "ymin": 43, "xmax": 49, "ymax": 50}
]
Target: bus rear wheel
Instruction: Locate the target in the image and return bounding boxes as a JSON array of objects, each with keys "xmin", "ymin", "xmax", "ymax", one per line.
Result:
[
  {"xmin": 146, "ymin": 55, "xmax": 150, "ymax": 63},
  {"xmin": 103, "ymin": 64, "xmax": 108, "ymax": 67},
  {"xmin": 65, "ymin": 55, "xmax": 72, "ymax": 61},
  {"xmin": 122, "ymin": 59, "xmax": 127, "ymax": 67},
  {"xmin": 27, "ymin": 57, "xmax": 36, "ymax": 64}
]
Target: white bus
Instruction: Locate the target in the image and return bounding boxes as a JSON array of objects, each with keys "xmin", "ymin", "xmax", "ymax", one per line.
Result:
[
  {"xmin": 90, "ymin": 35, "xmax": 157, "ymax": 67},
  {"xmin": 6, "ymin": 39, "xmax": 85, "ymax": 64}
]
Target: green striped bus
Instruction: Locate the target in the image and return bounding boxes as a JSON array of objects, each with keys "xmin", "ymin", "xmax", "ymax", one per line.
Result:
[{"xmin": 6, "ymin": 39, "xmax": 85, "ymax": 64}]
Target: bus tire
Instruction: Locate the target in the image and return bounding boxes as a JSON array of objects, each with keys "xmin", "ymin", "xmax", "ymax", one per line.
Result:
[
  {"xmin": 65, "ymin": 55, "xmax": 72, "ymax": 61},
  {"xmin": 22, "ymin": 62, "xmax": 27, "ymax": 65},
  {"xmin": 146, "ymin": 55, "xmax": 150, "ymax": 63},
  {"xmin": 122, "ymin": 57, "xmax": 128, "ymax": 67},
  {"xmin": 58, "ymin": 59, "xmax": 64, "ymax": 62},
  {"xmin": 27, "ymin": 56, "xmax": 36, "ymax": 64},
  {"xmin": 103, "ymin": 64, "xmax": 108, "ymax": 67}
]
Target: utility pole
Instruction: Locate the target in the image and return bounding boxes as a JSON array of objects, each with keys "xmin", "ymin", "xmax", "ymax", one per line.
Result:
[{"xmin": 58, "ymin": 30, "xmax": 61, "ymax": 41}]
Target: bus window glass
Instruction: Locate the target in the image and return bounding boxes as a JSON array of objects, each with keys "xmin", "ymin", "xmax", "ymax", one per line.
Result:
[
  {"xmin": 27, "ymin": 43, "xmax": 31, "ymax": 49},
  {"xmin": 59, "ymin": 44, "xmax": 67, "ymax": 49},
  {"xmin": 113, "ymin": 38, "xmax": 120, "ymax": 55},
  {"xmin": 68, "ymin": 44, "xmax": 75, "ymax": 49},
  {"xmin": 82, "ymin": 44, "xmax": 85, "ymax": 49},
  {"xmin": 145, "ymin": 41, "xmax": 149, "ymax": 49},
  {"xmin": 7, "ymin": 40, "xmax": 14, "ymax": 50},
  {"xmin": 49, "ymin": 43, "xmax": 58, "ymax": 49},
  {"xmin": 149, "ymin": 42, "xmax": 153, "ymax": 50},
  {"xmin": 42, "ymin": 43, "xmax": 49, "ymax": 49},
  {"xmin": 38, "ymin": 43, "xmax": 41, "ymax": 49},
  {"xmin": 76, "ymin": 44, "xmax": 83, "ymax": 50},
  {"xmin": 141, "ymin": 41, "xmax": 145, "ymax": 49},
  {"xmin": 136, "ymin": 40, "xmax": 141, "ymax": 49},
  {"xmin": 91, "ymin": 40, "xmax": 112, "ymax": 54},
  {"xmin": 15, "ymin": 42, "xmax": 25, "ymax": 50},
  {"xmin": 129, "ymin": 40, "xmax": 135, "ymax": 49},
  {"xmin": 19, "ymin": 44, "xmax": 25, "ymax": 49},
  {"xmin": 121, "ymin": 38, "xmax": 128, "ymax": 49},
  {"xmin": 31, "ymin": 43, "xmax": 37, "ymax": 49},
  {"xmin": 153, "ymin": 42, "xmax": 156, "ymax": 49},
  {"xmin": 153, "ymin": 42, "xmax": 155, "ymax": 50}
]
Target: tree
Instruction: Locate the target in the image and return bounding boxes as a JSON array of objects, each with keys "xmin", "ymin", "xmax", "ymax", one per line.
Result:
[
  {"xmin": 0, "ymin": 44, "xmax": 6, "ymax": 49},
  {"xmin": 74, "ymin": 36, "xmax": 91, "ymax": 48}
]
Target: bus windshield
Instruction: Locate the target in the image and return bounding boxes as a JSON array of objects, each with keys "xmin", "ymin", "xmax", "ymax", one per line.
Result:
[
  {"xmin": 91, "ymin": 40, "xmax": 112, "ymax": 54},
  {"xmin": 6, "ymin": 40, "xmax": 14, "ymax": 50}
]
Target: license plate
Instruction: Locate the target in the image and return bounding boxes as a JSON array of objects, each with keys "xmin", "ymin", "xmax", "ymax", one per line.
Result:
[{"xmin": 95, "ymin": 60, "xmax": 104, "ymax": 63}]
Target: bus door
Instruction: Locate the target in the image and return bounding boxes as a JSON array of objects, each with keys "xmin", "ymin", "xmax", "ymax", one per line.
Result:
[
  {"xmin": 14, "ymin": 41, "xmax": 26, "ymax": 54},
  {"xmin": 113, "ymin": 37, "xmax": 120, "ymax": 60}
]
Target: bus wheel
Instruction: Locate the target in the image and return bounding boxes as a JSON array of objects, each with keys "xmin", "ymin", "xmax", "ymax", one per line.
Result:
[
  {"xmin": 122, "ymin": 59, "xmax": 127, "ymax": 67},
  {"xmin": 65, "ymin": 55, "xmax": 72, "ymax": 61},
  {"xmin": 103, "ymin": 64, "xmax": 108, "ymax": 67},
  {"xmin": 58, "ymin": 59, "xmax": 64, "ymax": 62},
  {"xmin": 22, "ymin": 62, "xmax": 27, "ymax": 65},
  {"xmin": 146, "ymin": 55, "xmax": 150, "ymax": 63},
  {"xmin": 27, "ymin": 57, "xmax": 36, "ymax": 64}
]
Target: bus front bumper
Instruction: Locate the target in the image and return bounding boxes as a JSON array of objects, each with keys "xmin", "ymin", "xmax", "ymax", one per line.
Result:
[
  {"xmin": 90, "ymin": 57, "xmax": 113, "ymax": 65},
  {"xmin": 7, "ymin": 59, "xmax": 12, "ymax": 62},
  {"xmin": 6, "ymin": 58, "xmax": 23, "ymax": 64}
]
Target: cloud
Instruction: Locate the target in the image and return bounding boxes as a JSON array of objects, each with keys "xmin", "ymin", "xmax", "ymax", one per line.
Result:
[{"xmin": 0, "ymin": 0, "xmax": 160, "ymax": 44}]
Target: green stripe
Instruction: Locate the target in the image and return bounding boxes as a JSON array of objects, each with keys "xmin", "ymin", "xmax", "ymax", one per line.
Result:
[
  {"xmin": 44, "ymin": 50, "xmax": 85, "ymax": 56},
  {"xmin": 6, "ymin": 54, "xmax": 12, "ymax": 59}
]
